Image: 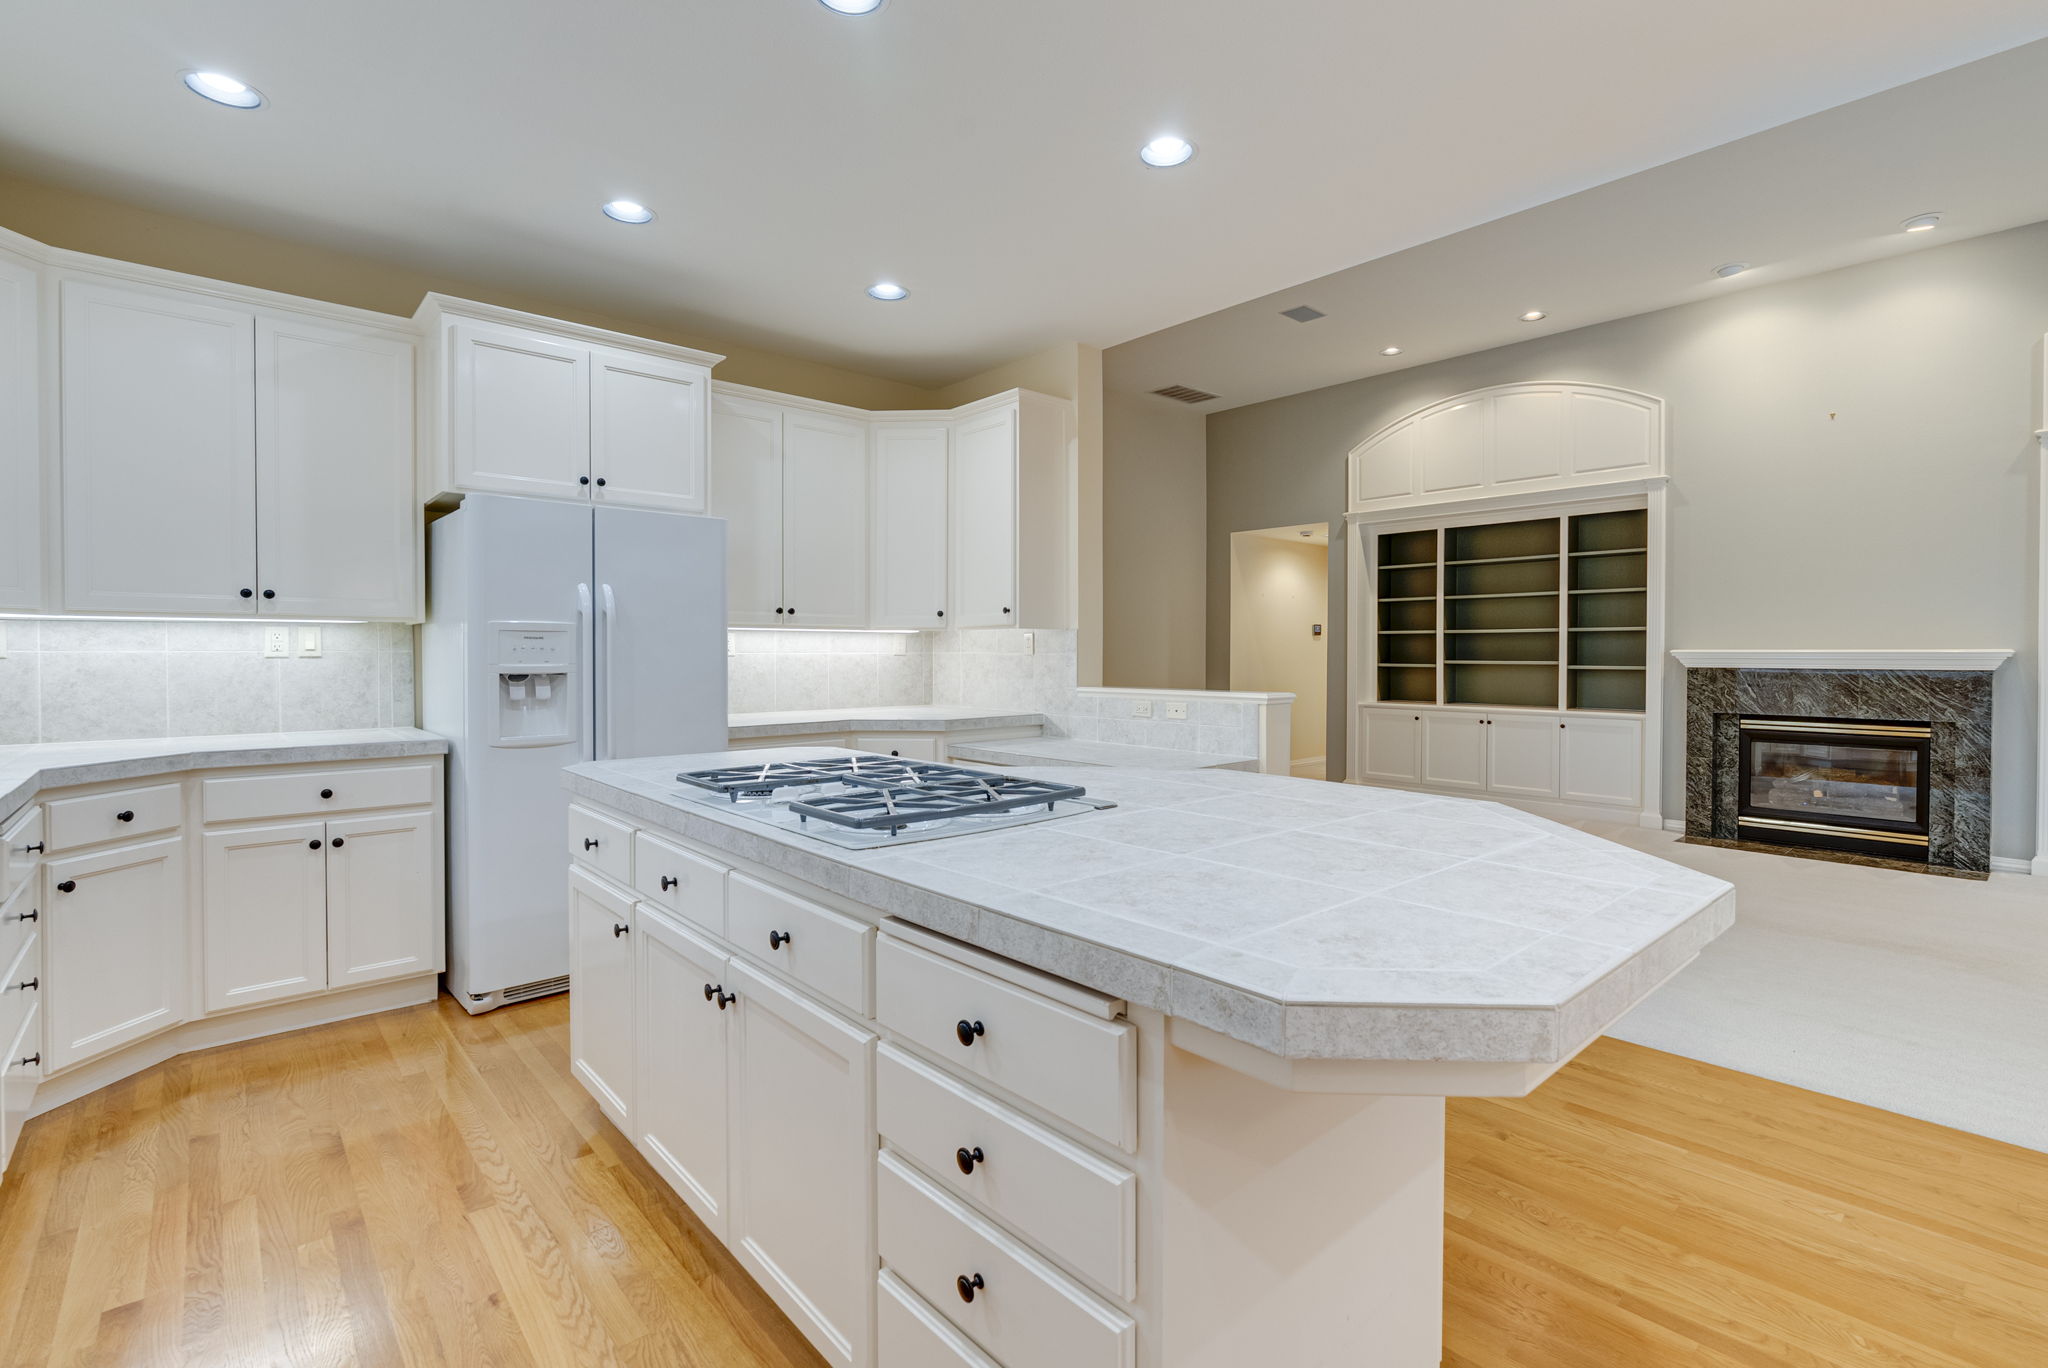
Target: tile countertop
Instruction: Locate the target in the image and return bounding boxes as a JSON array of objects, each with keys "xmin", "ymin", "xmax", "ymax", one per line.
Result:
[
  {"xmin": 566, "ymin": 747, "xmax": 1735, "ymax": 1067},
  {"xmin": 728, "ymin": 707, "xmax": 1046, "ymax": 739},
  {"xmin": 948, "ymin": 736, "xmax": 1258, "ymax": 772},
  {"xmin": 1, "ymin": 728, "xmax": 450, "ymax": 819}
]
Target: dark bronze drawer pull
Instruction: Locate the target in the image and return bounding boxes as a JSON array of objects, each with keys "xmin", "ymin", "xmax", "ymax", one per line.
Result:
[{"xmin": 955, "ymin": 1018, "xmax": 985, "ymax": 1048}]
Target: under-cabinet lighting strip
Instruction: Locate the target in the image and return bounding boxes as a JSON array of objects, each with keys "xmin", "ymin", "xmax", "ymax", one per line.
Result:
[{"xmin": 0, "ymin": 612, "xmax": 371, "ymax": 625}]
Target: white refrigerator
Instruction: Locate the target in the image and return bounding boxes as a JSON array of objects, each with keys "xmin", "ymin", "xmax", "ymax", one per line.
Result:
[{"xmin": 425, "ymin": 494, "xmax": 727, "ymax": 1011}]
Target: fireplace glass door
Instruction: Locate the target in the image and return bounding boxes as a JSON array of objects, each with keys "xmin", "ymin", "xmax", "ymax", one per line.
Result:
[{"xmin": 1737, "ymin": 718, "xmax": 1931, "ymax": 859}]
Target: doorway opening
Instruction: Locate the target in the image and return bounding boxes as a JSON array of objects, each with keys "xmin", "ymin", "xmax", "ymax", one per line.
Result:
[{"xmin": 1230, "ymin": 524, "xmax": 1330, "ymax": 778}]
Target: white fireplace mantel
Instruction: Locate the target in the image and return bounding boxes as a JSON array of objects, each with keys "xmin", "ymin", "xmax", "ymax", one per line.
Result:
[{"xmin": 1670, "ymin": 649, "xmax": 2015, "ymax": 672}]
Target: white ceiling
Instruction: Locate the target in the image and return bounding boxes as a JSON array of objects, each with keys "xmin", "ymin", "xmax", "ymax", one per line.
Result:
[{"xmin": 3, "ymin": 1, "xmax": 2046, "ymax": 389}]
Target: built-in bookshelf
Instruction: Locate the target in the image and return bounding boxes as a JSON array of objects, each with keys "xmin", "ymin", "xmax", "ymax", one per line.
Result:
[{"xmin": 1371, "ymin": 505, "xmax": 1648, "ymax": 712}]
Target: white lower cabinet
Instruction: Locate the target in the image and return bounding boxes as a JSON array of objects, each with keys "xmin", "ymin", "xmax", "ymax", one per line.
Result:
[
  {"xmin": 1358, "ymin": 707, "xmax": 1424, "ymax": 784},
  {"xmin": 1358, "ymin": 704, "xmax": 1641, "ymax": 813},
  {"xmin": 44, "ymin": 835, "xmax": 188, "ymax": 1072},
  {"xmin": 1, "ymin": 1001, "xmax": 37, "ymax": 1174},
  {"xmin": 1560, "ymin": 716, "xmax": 1644, "ymax": 807},
  {"xmin": 325, "ymin": 809, "xmax": 439, "ymax": 988},
  {"xmin": 633, "ymin": 906, "xmax": 731, "ymax": 1238},
  {"xmin": 878, "ymin": 1269, "xmax": 1002, "ymax": 1368},
  {"xmin": 1420, "ymin": 712, "xmax": 1487, "ymax": 791},
  {"xmin": 203, "ymin": 820, "xmax": 329, "ymax": 1012},
  {"xmin": 727, "ymin": 959, "xmax": 875, "ymax": 1368},
  {"xmin": 1486, "ymin": 713, "xmax": 1561, "ymax": 799},
  {"xmin": 568, "ymin": 868, "xmax": 637, "ymax": 1130}
]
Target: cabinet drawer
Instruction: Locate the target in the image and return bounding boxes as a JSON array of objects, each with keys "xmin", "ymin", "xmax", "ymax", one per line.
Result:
[
  {"xmin": 2, "ymin": 806, "xmax": 42, "ymax": 906},
  {"xmin": 44, "ymin": 783, "xmax": 182, "ymax": 852},
  {"xmin": 878, "ymin": 1044, "xmax": 1136, "ymax": 1299},
  {"xmin": 202, "ymin": 763, "xmax": 436, "ymax": 824},
  {"xmin": 878, "ymin": 1269, "xmax": 1001, "ymax": 1368},
  {"xmin": 632, "ymin": 831, "xmax": 726, "ymax": 935},
  {"xmin": 728, "ymin": 873, "xmax": 870, "ymax": 1016},
  {"xmin": 0, "ymin": 881, "xmax": 35, "ymax": 986},
  {"xmin": 0, "ymin": 929, "xmax": 38, "ymax": 1087},
  {"xmin": 878, "ymin": 1151, "xmax": 1134, "ymax": 1368},
  {"xmin": 876, "ymin": 935, "xmax": 1135, "ymax": 1150},
  {"xmin": 567, "ymin": 804, "xmax": 634, "ymax": 886},
  {"xmin": 2, "ymin": 1000, "xmax": 40, "ymax": 1170}
]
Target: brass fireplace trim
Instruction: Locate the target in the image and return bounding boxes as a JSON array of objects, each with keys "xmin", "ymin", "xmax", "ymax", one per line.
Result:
[
  {"xmin": 1737, "ymin": 815, "xmax": 1930, "ymax": 847},
  {"xmin": 1737, "ymin": 718, "xmax": 1932, "ymax": 739}
]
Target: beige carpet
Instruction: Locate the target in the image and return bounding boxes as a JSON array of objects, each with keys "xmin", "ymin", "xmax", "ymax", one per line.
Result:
[{"xmin": 1584, "ymin": 822, "xmax": 2048, "ymax": 1153}]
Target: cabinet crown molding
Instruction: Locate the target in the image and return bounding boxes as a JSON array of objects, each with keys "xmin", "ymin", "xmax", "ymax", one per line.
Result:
[{"xmin": 415, "ymin": 293, "xmax": 725, "ymax": 368}]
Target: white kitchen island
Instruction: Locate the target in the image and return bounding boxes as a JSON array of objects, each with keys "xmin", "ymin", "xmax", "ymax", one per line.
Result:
[{"xmin": 564, "ymin": 747, "xmax": 1733, "ymax": 1368}]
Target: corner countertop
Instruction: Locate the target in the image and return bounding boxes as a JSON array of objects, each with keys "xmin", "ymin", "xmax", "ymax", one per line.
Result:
[
  {"xmin": 1, "ymin": 728, "xmax": 449, "ymax": 819},
  {"xmin": 948, "ymin": 736, "xmax": 1258, "ymax": 772},
  {"xmin": 566, "ymin": 747, "xmax": 1734, "ymax": 1068},
  {"xmin": 728, "ymin": 707, "xmax": 1045, "ymax": 739}
]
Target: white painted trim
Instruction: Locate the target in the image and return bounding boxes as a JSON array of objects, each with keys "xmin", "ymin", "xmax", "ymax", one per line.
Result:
[
  {"xmin": 1669, "ymin": 649, "xmax": 2014, "ymax": 671},
  {"xmin": 2037, "ymin": 391, "xmax": 2047, "ymax": 874},
  {"xmin": 1077, "ymin": 686, "xmax": 1295, "ymax": 703},
  {"xmin": 414, "ymin": 293, "xmax": 725, "ymax": 367},
  {"xmin": 712, "ymin": 377, "xmax": 876, "ymax": 420},
  {"xmin": 1990, "ymin": 857, "xmax": 2033, "ymax": 875},
  {"xmin": 1343, "ymin": 475, "xmax": 1669, "ymax": 525},
  {"xmin": 1663, "ymin": 817, "xmax": 1686, "ymax": 833}
]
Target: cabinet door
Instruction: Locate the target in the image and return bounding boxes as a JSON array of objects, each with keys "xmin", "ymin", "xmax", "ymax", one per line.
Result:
[
  {"xmin": 1560, "ymin": 717, "xmax": 1643, "ymax": 808},
  {"xmin": 709, "ymin": 394, "xmax": 784, "ymax": 626},
  {"xmin": 447, "ymin": 322, "xmax": 591, "ymax": 500},
  {"xmin": 326, "ymin": 808, "xmax": 440, "ymax": 989},
  {"xmin": 634, "ymin": 906, "xmax": 730, "ymax": 1237},
  {"xmin": 1486, "ymin": 713, "xmax": 1561, "ymax": 799},
  {"xmin": 870, "ymin": 423, "xmax": 949, "ymax": 629},
  {"xmin": 202, "ymin": 819, "xmax": 329, "ymax": 1013},
  {"xmin": 256, "ymin": 315, "xmax": 417, "ymax": 619},
  {"xmin": 781, "ymin": 410, "xmax": 869, "ymax": 628},
  {"xmin": 1420, "ymin": 713, "xmax": 1487, "ymax": 791},
  {"xmin": 45, "ymin": 835, "xmax": 187, "ymax": 1071},
  {"xmin": 727, "ymin": 960, "xmax": 875, "ymax": 1368},
  {"xmin": 1358, "ymin": 708, "xmax": 1423, "ymax": 785},
  {"xmin": 60, "ymin": 278, "xmax": 257, "ymax": 614},
  {"xmin": 590, "ymin": 347, "xmax": 708, "ymax": 513},
  {"xmin": 950, "ymin": 405, "xmax": 1017, "ymax": 628},
  {"xmin": 0, "ymin": 248, "xmax": 39, "ymax": 613},
  {"xmin": 568, "ymin": 867, "xmax": 636, "ymax": 1130}
]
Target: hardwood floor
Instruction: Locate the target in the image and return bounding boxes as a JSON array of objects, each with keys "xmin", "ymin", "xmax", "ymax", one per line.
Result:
[{"xmin": 0, "ymin": 997, "xmax": 2042, "ymax": 1368}]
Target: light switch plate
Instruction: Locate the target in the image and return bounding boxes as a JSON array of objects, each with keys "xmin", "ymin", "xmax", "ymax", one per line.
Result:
[
  {"xmin": 1132, "ymin": 699, "xmax": 1153, "ymax": 718},
  {"xmin": 1164, "ymin": 702, "xmax": 1189, "ymax": 721},
  {"xmin": 263, "ymin": 626, "xmax": 291, "ymax": 659},
  {"xmin": 298, "ymin": 626, "xmax": 322, "ymax": 657}
]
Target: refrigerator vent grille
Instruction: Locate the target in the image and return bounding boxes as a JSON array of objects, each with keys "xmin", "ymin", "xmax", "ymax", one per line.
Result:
[{"xmin": 503, "ymin": 975, "xmax": 571, "ymax": 1003}]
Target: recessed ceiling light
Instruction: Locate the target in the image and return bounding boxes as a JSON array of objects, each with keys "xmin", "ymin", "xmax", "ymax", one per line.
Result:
[
  {"xmin": 1139, "ymin": 136, "xmax": 1195, "ymax": 168},
  {"xmin": 1520, "ymin": 310, "xmax": 1547, "ymax": 322},
  {"xmin": 601, "ymin": 200, "xmax": 656, "ymax": 224},
  {"xmin": 1713, "ymin": 262, "xmax": 1750, "ymax": 278},
  {"xmin": 818, "ymin": 0, "xmax": 886, "ymax": 11},
  {"xmin": 183, "ymin": 71, "xmax": 263, "ymax": 109},
  {"xmin": 867, "ymin": 282, "xmax": 908, "ymax": 301},
  {"xmin": 1901, "ymin": 213, "xmax": 1943, "ymax": 233},
  {"xmin": 1380, "ymin": 346, "xmax": 1403, "ymax": 356}
]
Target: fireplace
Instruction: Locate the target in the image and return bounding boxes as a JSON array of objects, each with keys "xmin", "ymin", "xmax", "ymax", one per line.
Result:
[{"xmin": 1736, "ymin": 716, "xmax": 1931, "ymax": 860}]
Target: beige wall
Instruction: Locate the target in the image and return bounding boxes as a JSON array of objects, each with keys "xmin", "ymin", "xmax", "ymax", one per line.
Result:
[
  {"xmin": 1197, "ymin": 218, "xmax": 2047, "ymax": 859},
  {"xmin": 1228, "ymin": 534, "xmax": 1328, "ymax": 767},
  {"xmin": 1102, "ymin": 392, "xmax": 1208, "ymax": 688}
]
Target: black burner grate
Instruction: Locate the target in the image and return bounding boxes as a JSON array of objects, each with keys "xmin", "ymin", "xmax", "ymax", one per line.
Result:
[{"xmin": 676, "ymin": 756, "xmax": 1089, "ymax": 833}]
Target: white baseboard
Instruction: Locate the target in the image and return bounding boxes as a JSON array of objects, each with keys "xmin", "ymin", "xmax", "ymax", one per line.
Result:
[{"xmin": 1663, "ymin": 818, "xmax": 1686, "ymax": 833}]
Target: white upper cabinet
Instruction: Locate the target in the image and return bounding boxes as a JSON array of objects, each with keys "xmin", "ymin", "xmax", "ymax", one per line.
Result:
[
  {"xmin": 710, "ymin": 393, "xmax": 786, "ymax": 627},
  {"xmin": 950, "ymin": 405, "xmax": 1019, "ymax": 628},
  {"xmin": 0, "ymin": 242, "xmax": 40, "ymax": 613},
  {"xmin": 780, "ymin": 410, "xmax": 869, "ymax": 629},
  {"xmin": 1348, "ymin": 383, "xmax": 1663, "ymax": 514},
  {"xmin": 950, "ymin": 391, "xmax": 1073, "ymax": 631},
  {"xmin": 60, "ymin": 278, "xmax": 259, "ymax": 615},
  {"xmin": 870, "ymin": 423, "xmax": 949, "ymax": 628},
  {"xmin": 257, "ymin": 315, "xmax": 418, "ymax": 619},
  {"xmin": 421, "ymin": 296, "xmax": 720, "ymax": 514}
]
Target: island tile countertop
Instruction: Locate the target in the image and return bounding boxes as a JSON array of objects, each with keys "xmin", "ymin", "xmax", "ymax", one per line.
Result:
[
  {"xmin": 1, "ymin": 728, "xmax": 449, "ymax": 818},
  {"xmin": 728, "ymin": 706, "xmax": 1046, "ymax": 739},
  {"xmin": 948, "ymin": 736, "xmax": 1258, "ymax": 772},
  {"xmin": 567, "ymin": 746, "xmax": 1734, "ymax": 1066}
]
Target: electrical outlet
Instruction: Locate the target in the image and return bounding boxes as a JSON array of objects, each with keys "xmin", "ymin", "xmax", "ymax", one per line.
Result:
[
  {"xmin": 298, "ymin": 626, "xmax": 322, "ymax": 657},
  {"xmin": 1132, "ymin": 699, "xmax": 1153, "ymax": 719},
  {"xmin": 1164, "ymin": 702, "xmax": 1189, "ymax": 721},
  {"xmin": 262, "ymin": 626, "xmax": 291, "ymax": 659},
  {"xmin": 1021, "ymin": 632, "xmax": 1034, "ymax": 655}
]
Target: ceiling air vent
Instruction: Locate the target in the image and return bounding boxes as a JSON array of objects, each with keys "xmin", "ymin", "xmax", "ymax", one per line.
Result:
[
  {"xmin": 1279, "ymin": 305, "xmax": 1326, "ymax": 322},
  {"xmin": 1152, "ymin": 384, "xmax": 1219, "ymax": 405}
]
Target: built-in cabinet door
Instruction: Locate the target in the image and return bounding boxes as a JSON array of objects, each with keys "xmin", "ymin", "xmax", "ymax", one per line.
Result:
[
  {"xmin": 1560, "ymin": 717, "xmax": 1644, "ymax": 808},
  {"xmin": 634, "ymin": 906, "xmax": 731, "ymax": 1238},
  {"xmin": 951, "ymin": 405, "xmax": 1017, "ymax": 628},
  {"xmin": 44, "ymin": 835, "xmax": 187, "ymax": 1071},
  {"xmin": 1358, "ymin": 707, "xmax": 1424, "ymax": 785},
  {"xmin": 726, "ymin": 959, "xmax": 875, "ymax": 1368},
  {"xmin": 871, "ymin": 423, "xmax": 949, "ymax": 628},
  {"xmin": 0, "ymin": 248, "xmax": 39, "ymax": 613},
  {"xmin": 1486, "ymin": 714, "xmax": 1561, "ymax": 799},
  {"xmin": 326, "ymin": 809, "xmax": 440, "ymax": 989},
  {"xmin": 1, "ymin": 1000, "xmax": 38, "ymax": 1175},
  {"xmin": 568, "ymin": 868, "xmax": 636, "ymax": 1131},
  {"xmin": 60, "ymin": 279, "xmax": 258, "ymax": 615},
  {"xmin": 780, "ymin": 410, "xmax": 869, "ymax": 629},
  {"xmin": 591, "ymin": 346, "xmax": 708, "ymax": 513},
  {"xmin": 710, "ymin": 394, "xmax": 784, "ymax": 626},
  {"xmin": 1420, "ymin": 713, "xmax": 1487, "ymax": 792},
  {"xmin": 255, "ymin": 316, "xmax": 417, "ymax": 619},
  {"xmin": 202, "ymin": 820, "xmax": 329, "ymax": 1013},
  {"xmin": 447, "ymin": 321, "xmax": 592, "ymax": 501}
]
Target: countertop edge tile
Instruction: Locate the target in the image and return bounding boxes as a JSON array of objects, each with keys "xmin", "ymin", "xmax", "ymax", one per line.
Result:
[{"xmin": 728, "ymin": 708, "xmax": 1048, "ymax": 738}]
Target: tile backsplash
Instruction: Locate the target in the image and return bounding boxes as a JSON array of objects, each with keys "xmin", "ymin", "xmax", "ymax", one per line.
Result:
[
  {"xmin": 0, "ymin": 620, "xmax": 416, "ymax": 745},
  {"xmin": 727, "ymin": 631, "xmax": 932, "ymax": 713}
]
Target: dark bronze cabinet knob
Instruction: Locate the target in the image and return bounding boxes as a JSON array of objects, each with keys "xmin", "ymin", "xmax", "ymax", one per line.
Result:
[
  {"xmin": 330, "ymin": 837, "xmax": 344, "ymax": 848},
  {"xmin": 13, "ymin": 978, "xmax": 36, "ymax": 993},
  {"xmin": 320, "ymin": 788, "xmax": 335, "ymax": 799},
  {"xmin": 594, "ymin": 477, "xmax": 606, "ymax": 487},
  {"xmin": 661, "ymin": 875, "xmax": 678, "ymax": 891},
  {"xmin": 23, "ymin": 842, "xmax": 41, "ymax": 854},
  {"xmin": 309, "ymin": 839, "xmax": 322, "ymax": 849},
  {"xmin": 56, "ymin": 880, "xmax": 75, "ymax": 894},
  {"xmin": 240, "ymin": 588, "xmax": 254, "ymax": 598},
  {"xmin": 769, "ymin": 929, "xmax": 792, "ymax": 950},
  {"xmin": 955, "ymin": 1146, "xmax": 984, "ymax": 1175},
  {"xmin": 579, "ymin": 476, "xmax": 591, "ymax": 486},
  {"xmin": 115, "ymin": 810, "xmax": 134, "ymax": 822},
  {"xmin": 956, "ymin": 1273, "xmax": 984, "ymax": 1303},
  {"xmin": 612, "ymin": 922, "xmax": 628, "ymax": 938},
  {"xmin": 583, "ymin": 837, "xmax": 599, "ymax": 850},
  {"xmin": 262, "ymin": 590, "xmax": 275, "ymax": 599},
  {"xmin": 14, "ymin": 1053, "xmax": 38, "ymax": 1070},
  {"xmin": 955, "ymin": 1019, "xmax": 985, "ymax": 1048}
]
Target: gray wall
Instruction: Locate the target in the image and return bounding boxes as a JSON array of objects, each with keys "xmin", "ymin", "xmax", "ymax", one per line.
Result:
[
  {"xmin": 1103, "ymin": 391, "xmax": 1209, "ymax": 689},
  {"xmin": 1205, "ymin": 219, "xmax": 2045, "ymax": 860}
]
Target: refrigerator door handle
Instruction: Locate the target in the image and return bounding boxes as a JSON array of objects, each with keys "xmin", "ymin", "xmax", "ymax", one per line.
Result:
[
  {"xmin": 577, "ymin": 581, "xmax": 594, "ymax": 757},
  {"xmin": 599, "ymin": 583, "xmax": 618, "ymax": 762}
]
